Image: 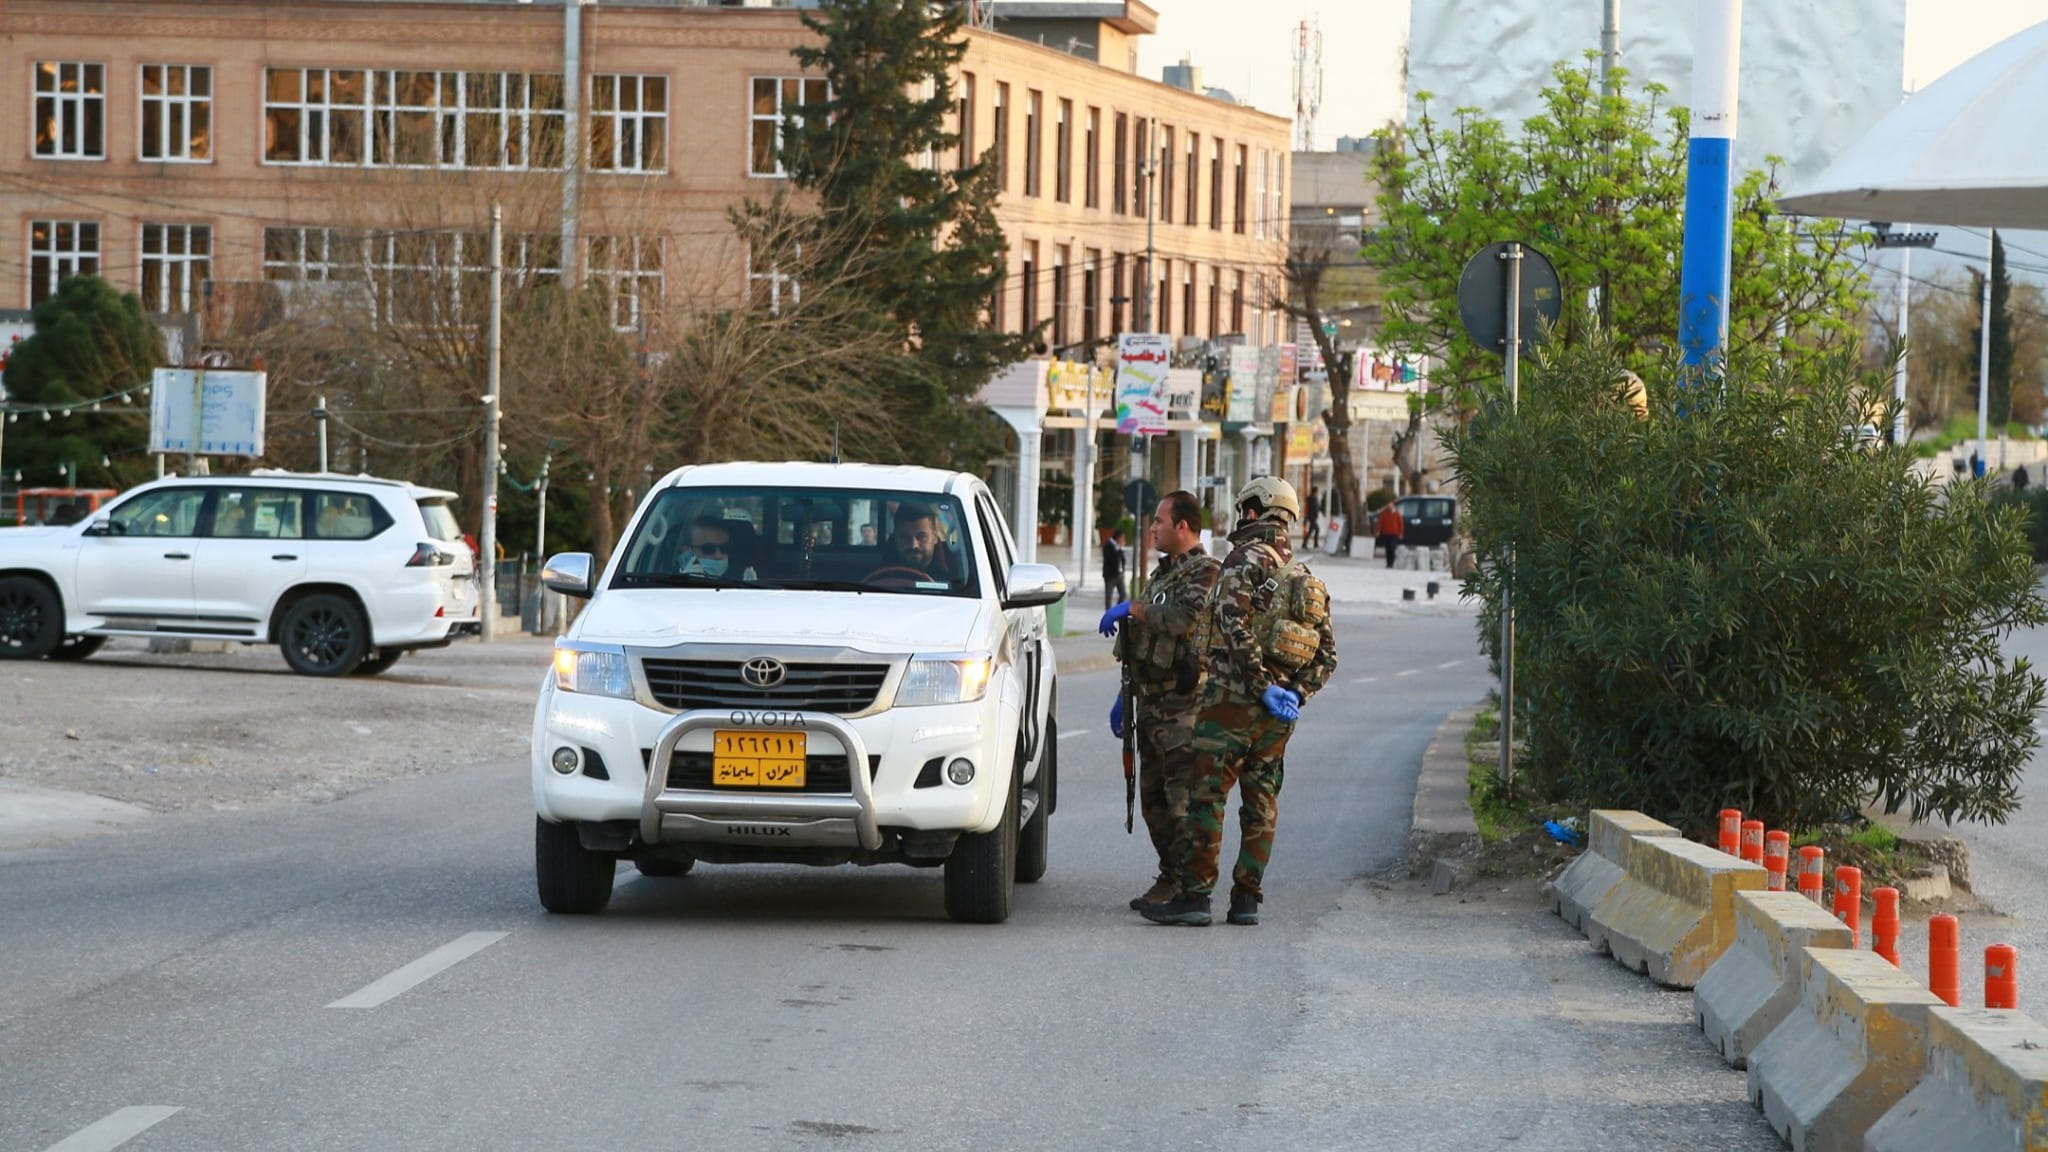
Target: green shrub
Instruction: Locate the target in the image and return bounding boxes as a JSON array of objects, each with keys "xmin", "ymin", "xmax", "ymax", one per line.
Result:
[
  {"xmin": 1365, "ymin": 485, "xmax": 1396, "ymax": 511},
  {"xmin": 1987, "ymin": 485, "xmax": 2048, "ymax": 562},
  {"xmin": 1449, "ymin": 341, "xmax": 2046, "ymax": 836}
]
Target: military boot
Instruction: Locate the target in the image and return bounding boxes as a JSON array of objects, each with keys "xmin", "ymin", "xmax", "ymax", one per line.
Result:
[
  {"xmin": 1138, "ymin": 893, "xmax": 1213, "ymax": 926},
  {"xmin": 1129, "ymin": 875, "xmax": 1177, "ymax": 911},
  {"xmin": 1227, "ymin": 891, "xmax": 1261, "ymax": 926}
]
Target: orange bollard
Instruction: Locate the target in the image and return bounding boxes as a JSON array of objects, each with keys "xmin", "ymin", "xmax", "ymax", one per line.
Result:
[
  {"xmin": 1985, "ymin": 944, "xmax": 2018, "ymax": 1010},
  {"xmin": 1833, "ymin": 866, "xmax": 1862, "ymax": 946},
  {"xmin": 1929, "ymin": 915, "xmax": 1961, "ymax": 1007},
  {"xmin": 1739, "ymin": 820, "xmax": 1765, "ymax": 864},
  {"xmin": 1719, "ymin": 809, "xmax": 1743, "ymax": 856},
  {"xmin": 1871, "ymin": 887, "xmax": 1901, "ymax": 966},
  {"xmin": 1797, "ymin": 846, "xmax": 1826, "ymax": 904},
  {"xmin": 1763, "ymin": 831, "xmax": 1791, "ymax": 891}
]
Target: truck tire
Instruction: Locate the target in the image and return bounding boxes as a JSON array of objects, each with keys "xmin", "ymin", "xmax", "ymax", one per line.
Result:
[
  {"xmin": 944, "ymin": 764, "xmax": 1018, "ymax": 923},
  {"xmin": 1016, "ymin": 719, "xmax": 1053, "ymax": 884},
  {"xmin": 47, "ymin": 634, "xmax": 107, "ymax": 662},
  {"xmin": 0, "ymin": 576, "xmax": 63, "ymax": 660},
  {"xmin": 535, "ymin": 816, "xmax": 615, "ymax": 914}
]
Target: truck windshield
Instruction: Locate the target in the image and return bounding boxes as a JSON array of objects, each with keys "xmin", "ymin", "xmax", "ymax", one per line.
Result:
[{"xmin": 613, "ymin": 486, "xmax": 980, "ymax": 597}]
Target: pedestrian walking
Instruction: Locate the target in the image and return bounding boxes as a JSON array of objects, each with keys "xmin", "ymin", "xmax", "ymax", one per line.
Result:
[
  {"xmin": 1374, "ymin": 500, "xmax": 1405, "ymax": 568},
  {"xmin": 1301, "ymin": 486, "xmax": 1323, "ymax": 549},
  {"xmin": 2015, "ymin": 465, "xmax": 2031, "ymax": 492},
  {"xmin": 1101, "ymin": 528, "xmax": 1128, "ymax": 607},
  {"xmin": 1141, "ymin": 477, "xmax": 1338, "ymax": 928},
  {"xmin": 1099, "ymin": 491, "xmax": 1224, "ymax": 911}
]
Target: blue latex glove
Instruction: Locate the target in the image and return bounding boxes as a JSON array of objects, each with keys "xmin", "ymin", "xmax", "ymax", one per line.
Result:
[
  {"xmin": 1260, "ymin": 685, "xmax": 1302, "ymax": 722},
  {"xmin": 1098, "ymin": 600, "xmax": 1132, "ymax": 637},
  {"xmin": 1109, "ymin": 696, "xmax": 1126, "ymax": 738}
]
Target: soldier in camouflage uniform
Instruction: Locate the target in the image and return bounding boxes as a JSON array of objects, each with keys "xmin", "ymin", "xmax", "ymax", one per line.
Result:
[
  {"xmin": 1141, "ymin": 476, "xmax": 1338, "ymax": 927},
  {"xmin": 1100, "ymin": 491, "xmax": 1223, "ymax": 910}
]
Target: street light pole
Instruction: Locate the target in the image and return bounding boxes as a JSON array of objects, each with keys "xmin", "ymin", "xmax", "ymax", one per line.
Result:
[
  {"xmin": 314, "ymin": 394, "xmax": 329, "ymax": 472},
  {"xmin": 481, "ymin": 203, "xmax": 504, "ymax": 642}
]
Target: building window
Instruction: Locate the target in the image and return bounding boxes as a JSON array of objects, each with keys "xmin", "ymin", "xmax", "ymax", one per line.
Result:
[
  {"xmin": 1156, "ymin": 258, "xmax": 1171, "ymax": 337},
  {"xmin": 747, "ymin": 249, "xmax": 801, "ymax": 315},
  {"xmin": 1232, "ymin": 269, "xmax": 1245, "ymax": 333},
  {"xmin": 1186, "ymin": 132, "xmax": 1200, "ymax": 225},
  {"xmin": 1054, "ymin": 99, "xmax": 1073, "ymax": 203},
  {"xmin": 1256, "ymin": 150, "xmax": 1269, "ymax": 239},
  {"xmin": 140, "ymin": 65, "xmax": 211, "ymax": 162},
  {"xmin": 34, "ymin": 62, "xmax": 106, "ymax": 160},
  {"xmin": 1082, "ymin": 249, "xmax": 1100, "ymax": 346},
  {"xmin": 590, "ymin": 74, "xmax": 667, "ymax": 173},
  {"xmin": 750, "ymin": 76, "xmax": 828, "ymax": 177},
  {"xmin": 264, "ymin": 69, "xmax": 368, "ymax": 164},
  {"xmin": 263, "ymin": 227, "xmax": 560, "ymax": 325},
  {"xmin": 1210, "ymin": 139, "xmax": 1225, "ymax": 231},
  {"xmin": 1159, "ymin": 126, "xmax": 1175, "ymax": 225},
  {"xmin": 1183, "ymin": 262, "xmax": 1195, "ymax": 336},
  {"xmin": 1050, "ymin": 245, "xmax": 1069, "ymax": 349},
  {"xmin": 1208, "ymin": 267, "xmax": 1222, "ymax": 337},
  {"xmin": 957, "ymin": 72, "xmax": 976, "ymax": 169},
  {"xmin": 1084, "ymin": 107, "xmax": 1101, "ymax": 210},
  {"xmin": 589, "ymin": 236, "xmax": 664, "ymax": 330},
  {"xmin": 1020, "ymin": 241, "xmax": 1038, "ymax": 336},
  {"xmin": 1273, "ymin": 155, "xmax": 1287, "ymax": 244},
  {"xmin": 1110, "ymin": 252, "xmax": 1126, "ymax": 333},
  {"xmin": 28, "ymin": 221, "xmax": 100, "ymax": 305},
  {"xmin": 993, "ymin": 82, "xmax": 1010, "ymax": 191},
  {"xmin": 1234, "ymin": 145, "xmax": 1249, "ymax": 235},
  {"xmin": 1112, "ymin": 113, "xmax": 1128, "ymax": 217},
  {"xmin": 140, "ymin": 224, "xmax": 212, "ymax": 313},
  {"xmin": 1023, "ymin": 90, "xmax": 1042, "ymax": 198},
  {"xmin": 1132, "ymin": 120, "xmax": 1149, "ymax": 217}
]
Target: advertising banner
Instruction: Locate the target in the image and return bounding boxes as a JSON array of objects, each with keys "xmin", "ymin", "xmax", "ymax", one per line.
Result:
[
  {"xmin": 1226, "ymin": 346, "xmax": 1260, "ymax": 423},
  {"xmin": 150, "ymin": 367, "xmax": 267, "ymax": 456},
  {"xmin": 1162, "ymin": 368, "xmax": 1202, "ymax": 424},
  {"xmin": 1115, "ymin": 334, "xmax": 1171, "ymax": 435}
]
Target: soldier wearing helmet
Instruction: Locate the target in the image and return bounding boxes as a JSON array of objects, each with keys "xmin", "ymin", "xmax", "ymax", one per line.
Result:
[{"xmin": 1141, "ymin": 475, "xmax": 1338, "ymax": 928}]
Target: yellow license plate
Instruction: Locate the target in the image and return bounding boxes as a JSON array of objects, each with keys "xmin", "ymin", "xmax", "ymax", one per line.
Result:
[{"xmin": 711, "ymin": 730, "xmax": 807, "ymax": 788}]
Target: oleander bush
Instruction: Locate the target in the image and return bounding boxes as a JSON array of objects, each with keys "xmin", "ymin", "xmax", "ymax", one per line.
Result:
[{"xmin": 1449, "ymin": 340, "xmax": 2047, "ymax": 836}]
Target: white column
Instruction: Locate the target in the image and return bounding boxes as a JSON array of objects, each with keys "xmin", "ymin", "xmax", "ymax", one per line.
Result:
[
  {"xmin": 1178, "ymin": 427, "xmax": 1200, "ymax": 494},
  {"xmin": 1014, "ymin": 419, "xmax": 1042, "ymax": 565}
]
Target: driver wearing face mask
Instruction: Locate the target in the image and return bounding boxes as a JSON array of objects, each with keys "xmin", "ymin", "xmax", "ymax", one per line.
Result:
[{"xmin": 675, "ymin": 515, "xmax": 758, "ymax": 582}]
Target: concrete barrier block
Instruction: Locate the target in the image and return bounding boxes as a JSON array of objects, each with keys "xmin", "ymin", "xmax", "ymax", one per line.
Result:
[
  {"xmin": 1695, "ymin": 891, "xmax": 1855, "ymax": 1070},
  {"xmin": 1748, "ymin": 946, "xmax": 1942, "ymax": 1152},
  {"xmin": 1864, "ymin": 1006, "xmax": 2048, "ymax": 1152},
  {"xmin": 1549, "ymin": 810, "xmax": 1681, "ymax": 936},
  {"xmin": 1588, "ymin": 835, "xmax": 1766, "ymax": 988}
]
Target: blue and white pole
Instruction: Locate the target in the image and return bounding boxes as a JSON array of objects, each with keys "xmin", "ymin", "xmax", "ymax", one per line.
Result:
[{"xmin": 1678, "ymin": 0, "xmax": 1743, "ymax": 370}]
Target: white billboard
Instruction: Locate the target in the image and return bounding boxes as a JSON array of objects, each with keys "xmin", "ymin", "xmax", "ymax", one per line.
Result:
[{"xmin": 150, "ymin": 368, "xmax": 267, "ymax": 456}]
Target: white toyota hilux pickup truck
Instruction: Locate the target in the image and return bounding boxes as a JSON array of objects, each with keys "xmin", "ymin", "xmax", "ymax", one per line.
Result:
[{"xmin": 531, "ymin": 462, "xmax": 1065, "ymax": 923}]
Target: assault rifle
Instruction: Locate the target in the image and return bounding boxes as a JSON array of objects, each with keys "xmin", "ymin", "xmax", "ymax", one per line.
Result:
[{"xmin": 1116, "ymin": 617, "xmax": 1136, "ymax": 834}]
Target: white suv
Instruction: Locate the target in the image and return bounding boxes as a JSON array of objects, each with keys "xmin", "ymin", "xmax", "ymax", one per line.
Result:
[
  {"xmin": 531, "ymin": 462, "xmax": 1064, "ymax": 923},
  {"xmin": 0, "ymin": 471, "xmax": 480, "ymax": 676}
]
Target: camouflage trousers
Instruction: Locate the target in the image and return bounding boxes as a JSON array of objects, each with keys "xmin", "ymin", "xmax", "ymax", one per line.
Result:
[
  {"xmin": 1171, "ymin": 689, "xmax": 1294, "ymax": 899},
  {"xmin": 1134, "ymin": 694, "xmax": 1201, "ymax": 879}
]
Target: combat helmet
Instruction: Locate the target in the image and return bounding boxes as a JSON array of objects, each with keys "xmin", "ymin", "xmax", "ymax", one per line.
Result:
[{"xmin": 1235, "ymin": 475, "xmax": 1301, "ymax": 523}]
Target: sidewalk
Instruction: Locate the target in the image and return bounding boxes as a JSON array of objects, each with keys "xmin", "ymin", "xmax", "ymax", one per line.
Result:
[{"xmin": 1049, "ymin": 543, "xmax": 1477, "ymax": 618}]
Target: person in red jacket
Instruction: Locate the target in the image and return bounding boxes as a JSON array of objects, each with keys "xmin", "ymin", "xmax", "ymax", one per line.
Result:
[{"xmin": 1374, "ymin": 501, "xmax": 1405, "ymax": 568}]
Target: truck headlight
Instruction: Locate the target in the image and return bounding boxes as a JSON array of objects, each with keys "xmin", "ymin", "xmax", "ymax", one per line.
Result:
[
  {"xmin": 553, "ymin": 644, "xmax": 632, "ymax": 698},
  {"xmin": 895, "ymin": 652, "xmax": 994, "ymax": 708}
]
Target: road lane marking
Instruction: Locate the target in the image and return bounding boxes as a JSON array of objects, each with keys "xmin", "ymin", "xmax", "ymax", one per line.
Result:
[
  {"xmin": 327, "ymin": 931, "xmax": 508, "ymax": 1009},
  {"xmin": 1396, "ymin": 668, "xmax": 1420, "ymax": 677},
  {"xmin": 1352, "ymin": 676, "xmax": 1378, "ymax": 684},
  {"xmin": 42, "ymin": 1107, "xmax": 180, "ymax": 1152},
  {"xmin": 1436, "ymin": 660, "xmax": 1462, "ymax": 670},
  {"xmin": 1058, "ymin": 729, "xmax": 1090, "ymax": 740}
]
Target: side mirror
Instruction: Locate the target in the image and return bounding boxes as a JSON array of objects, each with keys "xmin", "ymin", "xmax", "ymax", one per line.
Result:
[
  {"xmin": 541, "ymin": 552, "xmax": 596, "ymax": 598},
  {"xmin": 81, "ymin": 516, "xmax": 115, "ymax": 537},
  {"xmin": 1002, "ymin": 562, "xmax": 1067, "ymax": 610}
]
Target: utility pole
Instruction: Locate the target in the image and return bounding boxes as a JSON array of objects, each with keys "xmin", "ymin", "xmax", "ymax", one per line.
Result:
[
  {"xmin": 1872, "ymin": 223, "xmax": 1935, "ymax": 445},
  {"xmin": 535, "ymin": 452, "xmax": 551, "ymax": 561},
  {"xmin": 481, "ymin": 203, "xmax": 505, "ymax": 642},
  {"xmin": 560, "ymin": 0, "xmax": 586, "ymax": 285},
  {"xmin": 1601, "ymin": 0, "xmax": 1621, "ymax": 96},
  {"xmin": 314, "ymin": 394, "xmax": 329, "ymax": 472},
  {"xmin": 1135, "ymin": 121, "xmax": 1160, "ymax": 590},
  {"xmin": 1978, "ymin": 228, "xmax": 1993, "ymax": 478}
]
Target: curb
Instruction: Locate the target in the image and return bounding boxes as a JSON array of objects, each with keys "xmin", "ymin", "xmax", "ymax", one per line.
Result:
[{"xmin": 1407, "ymin": 702, "xmax": 1484, "ymax": 892}]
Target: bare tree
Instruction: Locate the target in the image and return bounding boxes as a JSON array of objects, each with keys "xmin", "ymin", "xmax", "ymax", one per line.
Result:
[{"xmin": 1275, "ymin": 247, "xmax": 1369, "ymax": 549}]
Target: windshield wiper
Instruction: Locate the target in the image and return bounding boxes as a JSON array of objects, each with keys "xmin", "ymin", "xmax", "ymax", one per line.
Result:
[
  {"xmin": 613, "ymin": 572, "xmax": 729, "ymax": 589},
  {"xmin": 758, "ymin": 579, "xmax": 875, "ymax": 593}
]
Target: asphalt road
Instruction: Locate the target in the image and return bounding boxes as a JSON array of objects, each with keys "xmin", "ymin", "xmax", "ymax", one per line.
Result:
[{"xmin": 1, "ymin": 610, "xmax": 1780, "ymax": 1151}]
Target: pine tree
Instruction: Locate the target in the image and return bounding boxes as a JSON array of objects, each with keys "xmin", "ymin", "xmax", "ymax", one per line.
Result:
[
  {"xmin": 3, "ymin": 276, "xmax": 162, "ymax": 489},
  {"xmin": 785, "ymin": 0, "xmax": 1031, "ymax": 466}
]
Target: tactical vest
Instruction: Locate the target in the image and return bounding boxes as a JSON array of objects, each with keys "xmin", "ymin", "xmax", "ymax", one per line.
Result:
[
  {"xmin": 1131, "ymin": 560, "xmax": 1214, "ymax": 697},
  {"xmin": 1252, "ymin": 559, "xmax": 1330, "ymax": 672}
]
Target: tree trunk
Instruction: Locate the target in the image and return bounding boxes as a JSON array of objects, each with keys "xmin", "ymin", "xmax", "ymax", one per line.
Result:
[{"xmin": 1283, "ymin": 251, "xmax": 1368, "ymax": 553}]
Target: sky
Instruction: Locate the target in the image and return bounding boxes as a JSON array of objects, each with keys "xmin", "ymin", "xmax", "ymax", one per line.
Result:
[{"xmin": 1136, "ymin": 0, "xmax": 2048, "ymax": 149}]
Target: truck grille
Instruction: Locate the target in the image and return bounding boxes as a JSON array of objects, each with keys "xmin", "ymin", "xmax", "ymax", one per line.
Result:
[
  {"xmin": 639, "ymin": 658, "xmax": 890, "ymax": 714},
  {"xmin": 644, "ymin": 750, "xmax": 880, "ymax": 795}
]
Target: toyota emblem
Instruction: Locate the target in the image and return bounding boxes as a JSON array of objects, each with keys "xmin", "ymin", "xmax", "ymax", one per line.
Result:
[{"xmin": 741, "ymin": 657, "xmax": 787, "ymax": 689}]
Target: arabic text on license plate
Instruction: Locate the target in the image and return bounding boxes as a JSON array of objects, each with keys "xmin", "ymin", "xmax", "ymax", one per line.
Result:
[{"xmin": 712, "ymin": 730, "xmax": 807, "ymax": 788}]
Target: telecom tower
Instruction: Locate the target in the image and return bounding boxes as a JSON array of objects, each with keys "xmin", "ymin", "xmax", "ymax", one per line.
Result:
[
  {"xmin": 1292, "ymin": 17, "xmax": 1323, "ymax": 152},
  {"xmin": 964, "ymin": 0, "xmax": 996, "ymax": 31}
]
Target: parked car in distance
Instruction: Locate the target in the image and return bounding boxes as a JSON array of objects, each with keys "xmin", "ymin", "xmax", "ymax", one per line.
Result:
[
  {"xmin": 0, "ymin": 471, "xmax": 480, "ymax": 675},
  {"xmin": 1395, "ymin": 494, "xmax": 1457, "ymax": 548},
  {"xmin": 530, "ymin": 461, "xmax": 1065, "ymax": 924}
]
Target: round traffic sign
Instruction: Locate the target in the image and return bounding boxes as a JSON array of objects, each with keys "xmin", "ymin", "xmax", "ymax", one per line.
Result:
[{"xmin": 1456, "ymin": 242, "xmax": 1564, "ymax": 356}]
